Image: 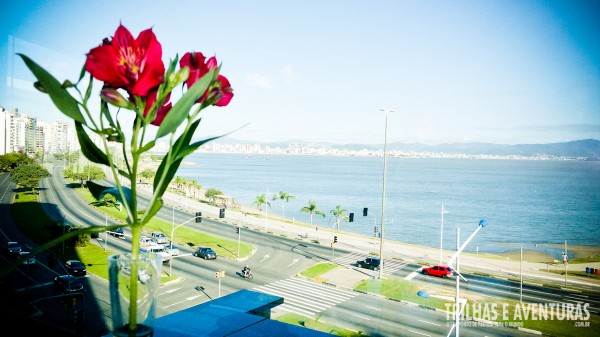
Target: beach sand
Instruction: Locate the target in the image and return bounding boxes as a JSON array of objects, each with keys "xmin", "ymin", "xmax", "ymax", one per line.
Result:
[{"xmin": 495, "ymin": 245, "xmax": 600, "ymax": 263}]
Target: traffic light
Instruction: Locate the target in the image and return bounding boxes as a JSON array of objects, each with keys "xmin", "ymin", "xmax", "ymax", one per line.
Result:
[
  {"xmin": 195, "ymin": 212, "xmax": 202, "ymax": 222},
  {"xmin": 363, "ymin": 207, "xmax": 368, "ymax": 216},
  {"xmin": 334, "ymin": 236, "xmax": 338, "ymax": 243},
  {"xmin": 236, "ymin": 227, "xmax": 240, "ymax": 234},
  {"xmin": 219, "ymin": 208, "xmax": 225, "ymax": 218},
  {"xmin": 349, "ymin": 213, "xmax": 354, "ymax": 222}
]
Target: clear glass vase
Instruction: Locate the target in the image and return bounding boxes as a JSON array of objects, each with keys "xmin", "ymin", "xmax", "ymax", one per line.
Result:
[{"xmin": 108, "ymin": 253, "xmax": 161, "ymax": 337}]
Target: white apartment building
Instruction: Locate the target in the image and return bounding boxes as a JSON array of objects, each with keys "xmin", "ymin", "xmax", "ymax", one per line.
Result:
[{"xmin": 0, "ymin": 107, "xmax": 81, "ymax": 157}]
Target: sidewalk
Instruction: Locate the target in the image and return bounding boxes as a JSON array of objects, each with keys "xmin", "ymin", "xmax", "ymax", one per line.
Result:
[{"xmin": 138, "ymin": 183, "xmax": 600, "ymax": 290}]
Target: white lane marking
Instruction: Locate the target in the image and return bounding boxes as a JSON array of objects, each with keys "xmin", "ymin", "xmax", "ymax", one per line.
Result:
[
  {"xmin": 405, "ymin": 268, "xmax": 422, "ymax": 280},
  {"xmin": 408, "ymin": 329, "xmax": 431, "ymax": 337},
  {"xmin": 366, "ymin": 306, "xmax": 381, "ymax": 311},
  {"xmin": 418, "ymin": 319, "xmax": 441, "ymax": 327}
]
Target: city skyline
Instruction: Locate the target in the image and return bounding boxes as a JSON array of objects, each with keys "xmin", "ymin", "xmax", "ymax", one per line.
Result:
[{"xmin": 1, "ymin": 1, "xmax": 599, "ymax": 145}]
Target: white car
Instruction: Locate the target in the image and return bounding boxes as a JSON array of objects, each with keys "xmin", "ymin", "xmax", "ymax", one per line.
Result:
[
  {"xmin": 165, "ymin": 245, "xmax": 180, "ymax": 256},
  {"xmin": 150, "ymin": 232, "xmax": 168, "ymax": 245},
  {"xmin": 140, "ymin": 236, "xmax": 154, "ymax": 245}
]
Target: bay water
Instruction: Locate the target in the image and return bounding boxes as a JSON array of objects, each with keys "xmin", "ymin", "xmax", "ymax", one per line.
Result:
[{"xmin": 177, "ymin": 153, "xmax": 600, "ymax": 259}]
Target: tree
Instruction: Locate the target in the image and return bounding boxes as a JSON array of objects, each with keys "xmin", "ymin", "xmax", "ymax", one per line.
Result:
[
  {"xmin": 251, "ymin": 193, "xmax": 270, "ymax": 215},
  {"xmin": 10, "ymin": 163, "xmax": 50, "ymax": 193},
  {"xmin": 64, "ymin": 164, "xmax": 105, "ymax": 187},
  {"xmin": 330, "ymin": 205, "xmax": 349, "ymax": 231},
  {"xmin": 300, "ymin": 200, "xmax": 325, "ymax": 226},
  {"xmin": 140, "ymin": 168, "xmax": 155, "ymax": 183},
  {"xmin": 0, "ymin": 151, "xmax": 33, "ymax": 171},
  {"xmin": 273, "ymin": 191, "xmax": 295, "ymax": 218},
  {"xmin": 204, "ymin": 188, "xmax": 223, "ymax": 205}
]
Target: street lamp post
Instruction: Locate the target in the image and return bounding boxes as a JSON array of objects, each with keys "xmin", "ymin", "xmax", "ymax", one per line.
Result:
[
  {"xmin": 378, "ymin": 108, "xmax": 394, "ymax": 279},
  {"xmin": 168, "ymin": 215, "xmax": 201, "ymax": 275},
  {"xmin": 447, "ymin": 219, "xmax": 488, "ymax": 337},
  {"xmin": 440, "ymin": 204, "xmax": 449, "ymax": 265}
]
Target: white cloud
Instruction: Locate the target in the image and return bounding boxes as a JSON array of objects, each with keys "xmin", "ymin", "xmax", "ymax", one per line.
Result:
[{"xmin": 245, "ymin": 72, "xmax": 271, "ymax": 89}]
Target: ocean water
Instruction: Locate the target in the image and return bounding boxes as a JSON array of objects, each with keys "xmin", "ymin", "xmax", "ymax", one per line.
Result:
[{"xmin": 177, "ymin": 153, "xmax": 600, "ymax": 258}]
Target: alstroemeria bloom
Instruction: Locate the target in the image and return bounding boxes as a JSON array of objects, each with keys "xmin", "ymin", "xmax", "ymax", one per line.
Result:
[
  {"xmin": 143, "ymin": 90, "xmax": 172, "ymax": 126},
  {"xmin": 179, "ymin": 52, "xmax": 233, "ymax": 107},
  {"xmin": 85, "ymin": 25, "xmax": 165, "ymax": 97}
]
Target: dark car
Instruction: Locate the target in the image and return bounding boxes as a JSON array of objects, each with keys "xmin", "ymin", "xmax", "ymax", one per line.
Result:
[
  {"xmin": 356, "ymin": 256, "xmax": 382, "ymax": 270},
  {"xmin": 54, "ymin": 275, "xmax": 84, "ymax": 293},
  {"xmin": 422, "ymin": 265, "xmax": 453, "ymax": 278},
  {"xmin": 5, "ymin": 241, "xmax": 21, "ymax": 257},
  {"xmin": 108, "ymin": 227, "xmax": 125, "ymax": 238},
  {"xmin": 193, "ymin": 247, "xmax": 217, "ymax": 260},
  {"xmin": 65, "ymin": 259, "xmax": 87, "ymax": 276}
]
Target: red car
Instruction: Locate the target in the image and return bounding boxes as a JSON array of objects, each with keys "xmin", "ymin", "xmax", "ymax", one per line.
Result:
[{"xmin": 422, "ymin": 265, "xmax": 453, "ymax": 278}]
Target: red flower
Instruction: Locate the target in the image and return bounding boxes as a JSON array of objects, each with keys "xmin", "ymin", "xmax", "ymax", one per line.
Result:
[
  {"xmin": 85, "ymin": 25, "xmax": 165, "ymax": 97},
  {"xmin": 180, "ymin": 52, "xmax": 233, "ymax": 107},
  {"xmin": 144, "ymin": 90, "xmax": 172, "ymax": 126}
]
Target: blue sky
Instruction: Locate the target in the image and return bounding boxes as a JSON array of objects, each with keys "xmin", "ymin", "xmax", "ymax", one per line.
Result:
[{"xmin": 1, "ymin": 0, "xmax": 599, "ymax": 145}]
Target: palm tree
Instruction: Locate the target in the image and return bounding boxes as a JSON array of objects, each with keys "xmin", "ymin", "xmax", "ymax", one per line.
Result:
[
  {"xmin": 251, "ymin": 193, "xmax": 270, "ymax": 216},
  {"xmin": 300, "ymin": 200, "xmax": 325, "ymax": 226},
  {"xmin": 273, "ymin": 191, "xmax": 295, "ymax": 219},
  {"xmin": 330, "ymin": 205, "xmax": 349, "ymax": 232}
]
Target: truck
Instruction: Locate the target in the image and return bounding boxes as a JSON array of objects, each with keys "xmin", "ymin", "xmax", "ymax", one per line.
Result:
[{"xmin": 140, "ymin": 244, "xmax": 171, "ymax": 264}]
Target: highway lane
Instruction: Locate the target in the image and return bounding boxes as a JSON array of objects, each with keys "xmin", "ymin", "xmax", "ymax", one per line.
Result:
[{"xmin": 410, "ymin": 271, "xmax": 600, "ymax": 316}]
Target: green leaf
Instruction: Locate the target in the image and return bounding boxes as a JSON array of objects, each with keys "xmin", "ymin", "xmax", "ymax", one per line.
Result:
[
  {"xmin": 156, "ymin": 68, "xmax": 216, "ymax": 139},
  {"xmin": 153, "ymin": 157, "xmax": 183, "ymax": 198},
  {"xmin": 100, "ymin": 100, "xmax": 118, "ymax": 132},
  {"xmin": 140, "ymin": 198, "xmax": 163, "ymax": 224},
  {"xmin": 138, "ymin": 140, "xmax": 156, "ymax": 154},
  {"xmin": 177, "ymin": 122, "xmax": 247, "ymax": 160},
  {"xmin": 75, "ymin": 121, "xmax": 110, "ymax": 166},
  {"xmin": 99, "ymin": 187, "xmax": 133, "ymax": 209},
  {"xmin": 18, "ymin": 54, "xmax": 86, "ymax": 124}
]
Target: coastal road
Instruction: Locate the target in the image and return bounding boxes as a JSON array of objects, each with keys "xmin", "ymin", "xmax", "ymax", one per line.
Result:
[{"xmin": 11, "ymin": 168, "xmax": 600, "ymax": 336}]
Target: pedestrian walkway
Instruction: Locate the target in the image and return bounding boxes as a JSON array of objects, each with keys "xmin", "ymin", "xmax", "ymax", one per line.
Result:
[{"xmin": 253, "ymin": 277, "xmax": 357, "ymax": 318}]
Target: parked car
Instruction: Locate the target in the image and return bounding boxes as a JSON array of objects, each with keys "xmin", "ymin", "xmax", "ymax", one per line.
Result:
[
  {"xmin": 165, "ymin": 245, "xmax": 181, "ymax": 256},
  {"xmin": 150, "ymin": 232, "xmax": 168, "ymax": 245},
  {"xmin": 140, "ymin": 236, "xmax": 154, "ymax": 246},
  {"xmin": 422, "ymin": 265, "xmax": 454, "ymax": 278},
  {"xmin": 5, "ymin": 241, "xmax": 21, "ymax": 257},
  {"xmin": 64, "ymin": 259, "xmax": 87, "ymax": 276},
  {"xmin": 108, "ymin": 227, "xmax": 125, "ymax": 238},
  {"xmin": 19, "ymin": 251, "xmax": 37, "ymax": 266},
  {"xmin": 356, "ymin": 256, "xmax": 382, "ymax": 270},
  {"xmin": 54, "ymin": 275, "xmax": 84, "ymax": 293},
  {"xmin": 193, "ymin": 246, "xmax": 217, "ymax": 260}
]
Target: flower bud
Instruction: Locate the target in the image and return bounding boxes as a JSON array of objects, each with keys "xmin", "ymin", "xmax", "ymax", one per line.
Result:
[
  {"xmin": 176, "ymin": 66, "xmax": 190, "ymax": 84},
  {"xmin": 101, "ymin": 88, "xmax": 134, "ymax": 109},
  {"xmin": 62, "ymin": 80, "xmax": 75, "ymax": 88}
]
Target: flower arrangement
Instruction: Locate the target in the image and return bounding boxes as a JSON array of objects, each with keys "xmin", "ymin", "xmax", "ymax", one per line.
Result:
[{"xmin": 19, "ymin": 24, "xmax": 233, "ymax": 335}]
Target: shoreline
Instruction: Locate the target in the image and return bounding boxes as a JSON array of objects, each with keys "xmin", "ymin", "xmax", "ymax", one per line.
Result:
[{"xmin": 138, "ymin": 160, "xmax": 600, "ymax": 264}]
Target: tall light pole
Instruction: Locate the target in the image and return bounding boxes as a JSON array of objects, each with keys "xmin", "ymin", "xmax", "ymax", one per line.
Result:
[
  {"xmin": 447, "ymin": 219, "xmax": 488, "ymax": 337},
  {"xmin": 440, "ymin": 204, "xmax": 449, "ymax": 265},
  {"xmin": 168, "ymin": 215, "xmax": 201, "ymax": 275},
  {"xmin": 378, "ymin": 108, "xmax": 394, "ymax": 279}
]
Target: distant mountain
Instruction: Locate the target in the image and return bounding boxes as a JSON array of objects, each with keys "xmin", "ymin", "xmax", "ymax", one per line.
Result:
[{"xmin": 213, "ymin": 138, "xmax": 600, "ymax": 160}]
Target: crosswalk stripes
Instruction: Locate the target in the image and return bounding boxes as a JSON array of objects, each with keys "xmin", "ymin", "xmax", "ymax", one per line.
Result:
[
  {"xmin": 253, "ymin": 277, "xmax": 357, "ymax": 318},
  {"xmin": 332, "ymin": 252, "xmax": 408, "ymax": 275}
]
